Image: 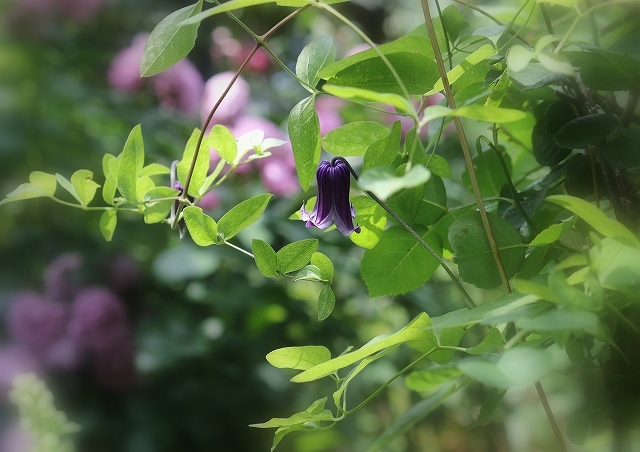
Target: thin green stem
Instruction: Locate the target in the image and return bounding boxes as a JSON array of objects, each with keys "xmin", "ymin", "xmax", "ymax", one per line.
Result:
[
  {"xmin": 49, "ymin": 198, "xmax": 137, "ymax": 212},
  {"xmin": 223, "ymin": 240, "xmax": 254, "ymax": 258},
  {"xmin": 498, "ymin": 0, "xmax": 535, "ymax": 53},
  {"xmin": 451, "ymin": 0, "xmax": 530, "ymax": 45},
  {"xmin": 420, "ymin": 0, "xmax": 511, "ymax": 293},
  {"xmin": 333, "ymin": 157, "xmax": 476, "ymax": 309},
  {"xmin": 539, "ymin": 2, "xmax": 555, "ymax": 35},
  {"xmin": 344, "ymin": 349, "xmax": 435, "ymax": 415}
]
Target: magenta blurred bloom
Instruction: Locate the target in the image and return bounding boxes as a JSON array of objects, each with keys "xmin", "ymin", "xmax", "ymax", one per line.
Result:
[
  {"xmin": 7, "ymin": 292, "xmax": 67, "ymax": 350},
  {"xmin": 68, "ymin": 288, "xmax": 131, "ymax": 352},
  {"xmin": 40, "ymin": 337, "xmax": 84, "ymax": 372},
  {"xmin": 261, "ymin": 161, "xmax": 299, "ymax": 197},
  {"xmin": 107, "ymin": 33, "xmax": 148, "ymax": 92},
  {"xmin": 0, "ymin": 347, "xmax": 40, "ymax": 396},
  {"xmin": 301, "ymin": 160, "xmax": 360, "ymax": 236},
  {"xmin": 197, "ymin": 191, "xmax": 221, "ymax": 210},
  {"xmin": 201, "ymin": 72, "xmax": 250, "ymax": 128},
  {"xmin": 315, "ymin": 96, "xmax": 344, "ymax": 136},
  {"xmin": 152, "ymin": 59, "xmax": 204, "ymax": 115},
  {"xmin": 43, "ymin": 253, "xmax": 82, "ymax": 301}
]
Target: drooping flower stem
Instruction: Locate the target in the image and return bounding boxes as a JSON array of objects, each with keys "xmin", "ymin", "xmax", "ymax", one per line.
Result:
[{"xmin": 331, "ymin": 157, "xmax": 476, "ymax": 310}]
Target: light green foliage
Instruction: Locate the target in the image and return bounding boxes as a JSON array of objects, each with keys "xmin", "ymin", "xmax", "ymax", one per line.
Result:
[
  {"xmin": 363, "ymin": 121, "xmax": 402, "ymax": 171},
  {"xmin": 183, "ymin": 206, "xmax": 219, "ymax": 246},
  {"xmin": 322, "ymin": 85, "xmax": 413, "ymax": 113},
  {"xmin": 361, "ymin": 225, "xmax": 441, "ymax": 297},
  {"xmin": 177, "ymin": 128, "xmax": 210, "ymax": 197},
  {"xmin": 289, "ymin": 96, "xmax": 321, "ymax": 191},
  {"xmin": 316, "ymin": 286, "xmax": 335, "ymax": 321},
  {"xmin": 218, "ymin": 194, "xmax": 272, "ymax": 240},
  {"xmin": 141, "ymin": 0, "xmax": 204, "ymax": 76},
  {"xmin": 9, "ymin": 373, "xmax": 80, "ymax": 452},
  {"xmin": 358, "ymin": 165, "xmax": 431, "ymax": 201},
  {"xmin": 29, "ymin": 171, "xmax": 57, "ymax": 196},
  {"xmin": 102, "ymin": 154, "xmax": 119, "ymax": 205},
  {"xmin": 99, "ymin": 210, "xmax": 117, "ymax": 242},
  {"xmin": 266, "ymin": 346, "xmax": 331, "ymax": 371},
  {"xmin": 405, "ymin": 366, "xmax": 462, "ymax": 392},
  {"xmin": 276, "ymin": 239, "xmax": 319, "ymax": 274},
  {"xmin": 467, "ymin": 328, "xmax": 504, "ymax": 355},
  {"xmin": 70, "ymin": 170, "xmax": 100, "ymax": 206},
  {"xmin": 208, "ymin": 124, "xmax": 237, "ymax": 163},
  {"xmin": 296, "ymin": 35, "xmax": 335, "ymax": 90},
  {"xmin": 321, "ymin": 121, "xmax": 390, "ymax": 157},
  {"xmin": 427, "ymin": 44, "xmax": 495, "ymax": 94},
  {"xmin": 117, "ymin": 125, "xmax": 145, "ymax": 205},
  {"xmin": 311, "ymin": 252, "xmax": 333, "ymax": 283},
  {"xmin": 387, "ymin": 174, "xmax": 447, "ymax": 227},
  {"xmin": 461, "ymin": 150, "xmax": 511, "ymax": 197},
  {"xmin": 143, "ymin": 187, "xmax": 179, "ymax": 224},
  {"xmin": 349, "ymin": 195, "xmax": 387, "ymax": 249},
  {"xmin": 470, "ymin": 389, "xmax": 507, "ymax": 429},
  {"xmin": 449, "ymin": 212, "xmax": 526, "ymax": 289},
  {"xmin": 252, "ymin": 239, "xmax": 278, "ymax": 277}
]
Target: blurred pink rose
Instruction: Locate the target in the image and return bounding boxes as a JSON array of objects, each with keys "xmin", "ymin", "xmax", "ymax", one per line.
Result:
[
  {"xmin": 107, "ymin": 33, "xmax": 149, "ymax": 92},
  {"xmin": 7, "ymin": 0, "xmax": 106, "ymax": 23},
  {"xmin": 152, "ymin": 59, "xmax": 204, "ymax": 115},
  {"xmin": 261, "ymin": 161, "xmax": 299, "ymax": 197},
  {"xmin": 0, "ymin": 347, "xmax": 40, "ymax": 396},
  {"xmin": 43, "ymin": 253, "xmax": 82, "ymax": 301},
  {"xmin": 7, "ymin": 292, "xmax": 67, "ymax": 350},
  {"xmin": 201, "ymin": 72, "xmax": 250, "ymax": 129},
  {"xmin": 316, "ymin": 96, "xmax": 344, "ymax": 135}
]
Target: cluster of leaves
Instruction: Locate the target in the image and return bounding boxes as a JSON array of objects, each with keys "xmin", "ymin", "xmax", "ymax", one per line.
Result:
[{"xmin": 3, "ymin": 0, "xmax": 640, "ymax": 450}]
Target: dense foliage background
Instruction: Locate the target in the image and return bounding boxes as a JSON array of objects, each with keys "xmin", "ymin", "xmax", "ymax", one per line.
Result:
[{"xmin": 0, "ymin": 0, "xmax": 639, "ymax": 451}]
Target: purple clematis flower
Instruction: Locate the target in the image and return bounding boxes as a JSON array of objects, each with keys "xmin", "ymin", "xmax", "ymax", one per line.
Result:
[{"xmin": 301, "ymin": 160, "xmax": 361, "ymax": 236}]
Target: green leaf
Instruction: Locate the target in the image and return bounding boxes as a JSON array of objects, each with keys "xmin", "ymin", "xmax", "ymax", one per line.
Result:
[
  {"xmin": 591, "ymin": 237, "xmax": 640, "ymax": 291},
  {"xmin": 546, "ymin": 195, "xmax": 640, "ymax": 246},
  {"xmin": 178, "ymin": 128, "xmax": 210, "ymax": 197},
  {"xmin": 516, "ymin": 308, "xmax": 604, "ymax": 337},
  {"xmin": 289, "ymin": 96, "xmax": 321, "ymax": 191},
  {"xmin": 350, "ymin": 195, "xmax": 387, "ymax": 249},
  {"xmin": 470, "ymin": 389, "xmax": 506, "ymax": 429},
  {"xmin": 184, "ymin": 0, "xmax": 279, "ymax": 25},
  {"xmin": 449, "ymin": 212, "xmax": 526, "ymax": 289},
  {"xmin": 139, "ymin": 163, "xmax": 171, "ymax": 177},
  {"xmin": 0, "ymin": 184, "xmax": 48, "ymax": 206},
  {"xmin": 553, "ymin": 114, "xmax": 619, "ymax": 149},
  {"xmin": 250, "ymin": 399, "xmax": 335, "ymax": 429},
  {"xmin": 322, "ymin": 85, "xmax": 412, "ymax": 113},
  {"xmin": 458, "ymin": 347, "xmax": 553, "ymax": 389},
  {"xmin": 388, "ymin": 175, "xmax": 447, "ymax": 227},
  {"xmin": 183, "ymin": 206, "xmax": 219, "ymax": 246},
  {"xmin": 507, "ymin": 45, "xmax": 535, "ymax": 72},
  {"xmin": 439, "ymin": 4, "xmax": 469, "ymax": 42},
  {"xmin": 218, "ymin": 194, "xmax": 272, "ymax": 240},
  {"xmin": 102, "ymin": 155, "xmax": 119, "ymax": 206},
  {"xmin": 117, "ymin": 125, "xmax": 144, "ymax": 205},
  {"xmin": 296, "ymin": 35, "xmax": 335, "ymax": 90},
  {"xmin": 319, "ymin": 34, "xmax": 435, "ymax": 78},
  {"xmin": 359, "ymin": 165, "xmax": 431, "ymax": 201},
  {"xmin": 55, "ymin": 173, "xmax": 82, "ymax": 204},
  {"xmin": 461, "ymin": 150, "xmax": 511, "ymax": 197},
  {"xmin": 531, "ymin": 119, "xmax": 571, "ymax": 167},
  {"xmin": 293, "ymin": 265, "xmax": 324, "ymax": 282},
  {"xmin": 70, "ymin": 169, "xmax": 100, "ymax": 206},
  {"xmin": 276, "ymin": 239, "xmax": 319, "ymax": 274},
  {"xmin": 567, "ymin": 413, "xmax": 590, "ymax": 446},
  {"xmin": 252, "ymin": 239, "xmax": 277, "ymax": 277},
  {"xmin": 508, "ymin": 63, "xmax": 568, "ymax": 90},
  {"xmin": 321, "ymin": 121, "xmax": 390, "ymax": 157},
  {"xmin": 266, "ymin": 346, "xmax": 331, "ymax": 371},
  {"xmin": 29, "ymin": 171, "xmax": 57, "ymax": 197},
  {"xmin": 530, "ymin": 217, "xmax": 577, "ymax": 246},
  {"xmin": 142, "ymin": 187, "xmax": 178, "ymax": 224},
  {"xmin": 537, "ymin": 51, "xmax": 575, "ymax": 77},
  {"xmin": 208, "ymin": 124, "xmax": 237, "ymax": 164},
  {"xmin": 467, "ymin": 328, "xmax": 504, "ymax": 355},
  {"xmin": 136, "ymin": 176, "xmax": 156, "ymax": 201},
  {"xmin": 364, "ymin": 121, "xmax": 402, "ymax": 171},
  {"xmin": 420, "ymin": 105, "xmax": 526, "ymax": 124},
  {"xmin": 141, "ymin": 0, "xmax": 204, "ymax": 76},
  {"xmin": 405, "ymin": 367, "xmax": 462, "ymax": 392},
  {"xmin": 604, "ymin": 129, "xmax": 640, "ymax": 168},
  {"xmin": 292, "ymin": 313, "xmax": 433, "ymax": 382},
  {"xmin": 311, "ymin": 252, "xmax": 334, "ymax": 283},
  {"xmin": 360, "ymin": 225, "xmax": 441, "ymax": 297},
  {"xmin": 277, "ymin": 0, "xmax": 347, "ymax": 5},
  {"xmin": 99, "ymin": 209, "xmax": 117, "ymax": 242},
  {"xmin": 367, "ymin": 383, "xmax": 458, "ymax": 452},
  {"xmin": 424, "ymin": 154, "xmax": 452, "ymax": 179},
  {"xmin": 317, "ymin": 285, "xmax": 335, "ymax": 321},
  {"xmin": 427, "ymin": 44, "xmax": 495, "ymax": 94}
]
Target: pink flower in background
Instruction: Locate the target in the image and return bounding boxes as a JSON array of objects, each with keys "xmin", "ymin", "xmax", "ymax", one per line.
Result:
[
  {"xmin": 40, "ymin": 337, "xmax": 84, "ymax": 372},
  {"xmin": 68, "ymin": 287, "xmax": 131, "ymax": 351},
  {"xmin": 0, "ymin": 423, "xmax": 34, "ymax": 452},
  {"xmin": 344, "ymin": 42, "xmax": 371, "ymax": 57},
  {"xmin": 0, "ymin": 347, "xmax": 40, "ymax": 396},
  {"xmin": 54, "ymin": 0, "xmax": 106, "ymax": 22},
  {"xmin": 43, "ymin": 253, "xmax": 82, "ymax": 301},
  {"xmin": 152, "ymin": 59, "xmax": 204, "ymax": 115},
  {"xmin": 7, "ymin": 292, "xmax": 67, "ymax": 350},
  {"xmin": 315, "ymin": 96, "xmax": 345, "ymax": 135},
  {"xmin": 211, "ymin": 27, "xmax": 271, "ymax": 73},
  {"xmin": 197, "ymin": 191, "xmax": 221, "ymax": 210},
  {"xmin": 261, "ymin": 161, "xmax": 299, "ymax": 197},
  {"xmin": 107, "ymin": 33, "xmax": 149, "ymax": 92},
  {"xmin": 201, "ymin": 72, "xmax": 250, "ymax": 128}
]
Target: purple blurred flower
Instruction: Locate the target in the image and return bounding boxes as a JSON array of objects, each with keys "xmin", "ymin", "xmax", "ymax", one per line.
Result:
[
  {"xmin": 43, "ymin": 253, "xmax": 82, "ymax": 301},
  {"xmin": 92, "ymin": 341, "xmax": 138, "ymax": 391},
  {"xmin": 107, "ymin": 254, "xmax": 141, "ymax": 294},
  {"xmin": 54, "ymin": 0, "xmax": 106, "ymax": 22},
  {"xmin": 316, "ymin": 96, "xmax": 344, "ymax": 136},
  {"xmin": 39, "ymin": 337, "xmax": 84, "ymax": 372},
  {"xmin": 261, "ymin": 161, "xmax": 299, "ymax": 197},
  {"xmin": 201, "ymin": 72, "xmax": 250, "ymax": 129},
  {"xmin": 197, "ymin": 191, "xmax": 221, "ymax": 210},
  {"xmin": 152, "ymin": 59, "xmax": 204, "ymax": 115},
  {"xmin": 0, "ymin": 423, "xmax": 34, "ymax": 452},
  {"xmin": 7, "ymin": 292, "xmax": 67, "ymax": 350},
  {"xmin": 107, "ymin": 33, "xmax": 148, "ymax": 92},
  {"xmin": 0, "ymin": 347, "xmax": 40, "ymax": 396},
  {"xmin": 301, "ymin": 160, "xmax": 360, "ymax": 236},
  {"xmin": 68, "ymin": 288, "xmax": 131, "ymax": 352}
]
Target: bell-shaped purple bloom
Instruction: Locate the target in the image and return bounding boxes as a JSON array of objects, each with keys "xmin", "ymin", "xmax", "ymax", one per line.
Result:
[{"xmin": 301, "ymin": 160, "xmax": 361, "ymax": 236}]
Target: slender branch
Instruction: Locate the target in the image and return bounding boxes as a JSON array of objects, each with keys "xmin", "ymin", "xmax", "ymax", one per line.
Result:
[
  {"xmin": 223, "ymin": 240, "xmax": 254, "ymax": 258},
  {"xmin": 333, "ymin": 157, "xmax": 476, "ymax": 309},
  {"xmin": 450, "ymin": 0, "xmax": 530, "ymax": 45},
  {"xmin": 535, "ymin": 382, "xmax": 569, "ymax": 452},
  {"xmin": 539, "ymin": 2, "xmax": 555, "ymax": 35},
  {"xmin": 420, "ymin": 0, "xmax": 511, "ymax": 293}
]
